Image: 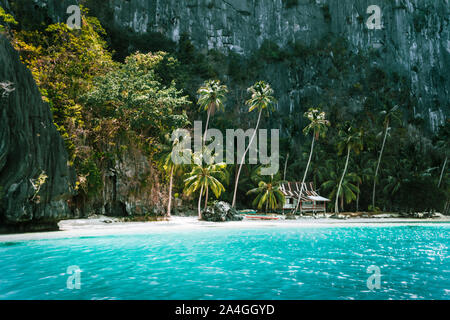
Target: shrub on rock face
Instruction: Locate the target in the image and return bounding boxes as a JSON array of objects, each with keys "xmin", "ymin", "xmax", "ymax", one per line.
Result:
[{"xmin": 202, "ymin": 201, "xmax": 243, "ymax": 222}]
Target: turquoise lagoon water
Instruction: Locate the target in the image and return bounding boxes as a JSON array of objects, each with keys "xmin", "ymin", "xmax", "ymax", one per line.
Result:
[{"xmin": 0, "ymin": 225, "xmax": 449, "ymax": 300}]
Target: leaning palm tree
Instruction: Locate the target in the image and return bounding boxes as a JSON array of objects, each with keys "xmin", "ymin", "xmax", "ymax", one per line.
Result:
[
  {"xmin": 372, "ymin": 105, "xmax": 402, "ymax": 210},
  {"xmin": 247, "ymin": 176, "xmax": 286, "ymax": 212},
  {"xmin": 184, "ymin": 153, "xmax": 228, "ymax": 220},
  {"xmin": 292, "ymin": 108, "xmax": 330, "ymax": 214},
  {"xmin": 321, "ymin": 167, "xmax": 361, "ymax": 212},
  {"xmin": 157, "ymin": 135, "xmax": 192, "ymax": 218},
  {"xmin": 197, "ymin": 80, "xmax": 228, "ymax": 143},
  {"xmin": 335, "ymin": 125, "xmax": 364, "ymax": 214},
  {"xmin": 231, "ymin": 81, "xmax": 276, "ymax": 208}
]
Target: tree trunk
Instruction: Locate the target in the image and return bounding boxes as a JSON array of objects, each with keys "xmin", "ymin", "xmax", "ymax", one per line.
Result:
[
  {"xmin": 292, "ymin": 136, "xmax": 315, "ymax": 214},
  {"xmin": 204, "ymin": 185, "xmax": 209, "ymax": 209},
  {"xmin": 372, "ymin": 123, "xmax": 389, "ymax": 209},
  {"xmin": 438, "ymin": 156, "xmax": 447, "ymax": 188},
  {"xmin": 356, "ymin": 181, "xmax": 360, "ymax": 212},
  {"xmin": 232, "ymin": 110, "xmax": 263, "ymax": 208},
  {"xmin": 167, "ymin": 166, "xmax": 174, "ymax": 218},
  {"xmin": 283, "ymin": 153, "xmax": 290, "ymax": 181},
  {"xmin": 336, "ymin": 147, "xmax": 351, "ymax": 214},
  {"xmin": 198, "ymin": 184, "xmax": 204, "ymax": 220},
  {"xmin": 203, "ymin": 108, "xmax": 211, "ymax": 144}
]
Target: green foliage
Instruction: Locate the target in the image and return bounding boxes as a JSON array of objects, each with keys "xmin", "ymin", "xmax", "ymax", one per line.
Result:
[
  {"xmin": 5, "ymin": 5, "xmax": 446, "ymax": 214},
  {"xmin": 197, "ymin": 80, "xmax": 228, "ymax": 114},
  {"xmin": 83, "ymin": 51, "xmax": 190, "ymax": 137},
  {"xmin": 338, "ymin": 124, "xmax": 364, "ymax": 156},
  {"xmin": 246, "ymin": 81, "xmax": 276, "ymax": 114},
  {"xmin": 303, "ymin": 108, "xmax": 331, "ymax": 140},
  {"xmin": 30, "ymin": 171, "xmax": 48, "ymax": 203},
  {"xmin": 257, "ymin": 40, "xmax": 285, "ymax": 62},
  {"xmin": 77, "ymin": 157, "xmax": 102, "ymax": 197},
  {"xmin": 13, "ymin": 14, "xmax": 116, "ymax": 160},
  {"xmin": 0, "ymin": 6, "xmax": 18, "ymax": 34},
  {"xmin": 247, "ymin": 174, "xmax": 286, "ymax": 211},
  {"xmin": 10, "ymin": 9, "xmax": 190, "ymax": 204},
  {"xmin": 321, "ymin": 160, "xmax": 361, "ymax": 211},
  {"xmin": 184, "ymin": 160, "xmax": 228, "ymax": 199}
]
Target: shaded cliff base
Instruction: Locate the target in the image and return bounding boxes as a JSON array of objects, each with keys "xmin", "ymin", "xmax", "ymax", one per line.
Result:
[{"xmin": 0, "ymin": 219, "xmax": 59, "ymax": 234}]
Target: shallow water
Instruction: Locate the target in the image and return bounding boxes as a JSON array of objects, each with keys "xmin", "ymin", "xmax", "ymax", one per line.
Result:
[{"xmin": 0, "ymin": 225, "xmax": 448, "ymax": 300}]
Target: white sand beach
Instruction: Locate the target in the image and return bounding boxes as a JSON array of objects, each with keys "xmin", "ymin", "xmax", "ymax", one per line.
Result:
[{"xmin": 0, "ymin": 215, "xmax": 449, "ymax": 242}]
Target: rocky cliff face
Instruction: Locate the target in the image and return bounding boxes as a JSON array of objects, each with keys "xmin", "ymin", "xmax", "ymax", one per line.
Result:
[
  {"xmin": 0, "ymin": 35, "xmax": 73, "ymax": 232},
  {"xmin": 71, "ymin": 145, "xmax": 167, "ymax": 218},
  {"xmin": 108, "ymin": 0, "xmax": 449, "ymax": 131},
  {"xmin": 4, "ymin": 0, "xmax": 448, "ymax": 128}
]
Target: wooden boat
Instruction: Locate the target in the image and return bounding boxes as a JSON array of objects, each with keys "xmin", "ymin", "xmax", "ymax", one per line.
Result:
[{"xmin": 244, "ymin": 215, "xmax": 280, "ymax": 220}]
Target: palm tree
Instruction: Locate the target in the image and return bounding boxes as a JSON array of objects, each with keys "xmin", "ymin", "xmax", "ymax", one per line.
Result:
[
  {"xmin": 231, "ymin": 81, "xmax": 276, "ymax": 208},
  {"xmin": 292, "ymin": 108, "xmax": 330, "ymax": 214},
  {"xmin": 197, "ymin": 80, "xmax": 228, "ymax": 143},
  {"xmin": 354, "ymin": 152, "xmax": 375, "ymax": 212},
  {"xmin": 157, "ymin": 135, "xmax": 191, "ymax": 218},
  {"xmin": 247, "ymin": 176, "xmax": 286, "ymax": 212},
  {"xmin": 184, "ymin": 153, "xmax": 228, "ymax": 220},
  {"xmin": 321, "ymin": 163, "xmax": 361, "ymax": 212},
  {"xmin": 335, "ymin": 125, "xmax": 364, "ymax": 214},
  {"xmin": 383, "ymin": 160, "xmax": 408, "ymax": 203},
  {"xmin": 372, "ymin": 105, "xmax": 402, "ymax": 210}
]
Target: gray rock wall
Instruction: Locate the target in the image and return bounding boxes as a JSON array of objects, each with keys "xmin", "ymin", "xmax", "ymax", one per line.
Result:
[
  {"xmin": 106, "ymin": 0, "xmax": 448, "ymax": 130},
  {"xmin": 0, "ymin": 35, "xmax": 73, "ymax": 232},
  {"xmin": 5, "ymin": 0, "xmax": 448, "ymax": 128}
]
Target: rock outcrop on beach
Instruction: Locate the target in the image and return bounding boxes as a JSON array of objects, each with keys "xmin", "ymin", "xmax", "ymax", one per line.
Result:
[
  {"xmin": 202, "ymin": 201, "xmax": 243, "ymax": 222},
  {"xmin": 0, "ymin": 35, "xmax": 73, "ymax": 233}
]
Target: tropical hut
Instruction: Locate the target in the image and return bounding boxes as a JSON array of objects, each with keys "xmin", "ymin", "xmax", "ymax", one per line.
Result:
[{"xmin": 280, "ymin": 182, "xmax": 330, "ymax": 214}]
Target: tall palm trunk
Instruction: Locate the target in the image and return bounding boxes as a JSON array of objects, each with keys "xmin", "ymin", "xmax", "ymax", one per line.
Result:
[
  {"xmin": 356, "ymin": 181, "xmax": 360, "ymax": 212},
  {"xmin": 283, "ymin": 153, "xmax": 290, "ymax": 181},
  {"xmin": 438, "ymin": 156, "xmax": 447, "ymax": 188},
  {"xmin": 167, "ymin": 166, "xmax": 174, "ymax": 218},
  {"xmin": 232, "ymin": 110, "xmax": 263, "ymax": 208},
  {"xmin": 372, "ymin": 123, "xmax": 389, "ymax": 209},
  {"xmin": 197, "ymin": 184, "xmax": 204, "ymax": 220},
  {"xmin": 293, "ymin": 136, "xmax": 315, "ymax": 214},
  {"xmin": 203, "ymin": 108, "xmax": 212, "ymax": 144},
  {"xmin": 204, "ymin": 185, "xmax": 209, "ymax": 209},
  {"xmin": 336, "ymin": 147, "xmax": 351, "ymax": 214}
]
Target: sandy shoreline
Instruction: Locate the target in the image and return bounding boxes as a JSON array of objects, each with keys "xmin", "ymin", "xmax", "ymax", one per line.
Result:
[{"xmin": 0, "ymin": 215, "xmax": 449, "ymax": 242}]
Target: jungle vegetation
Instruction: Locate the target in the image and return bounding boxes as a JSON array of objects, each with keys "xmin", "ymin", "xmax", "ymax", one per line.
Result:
[{"xmin": 1, "ymin": 5, "xmax": 448, "ymax": 215}]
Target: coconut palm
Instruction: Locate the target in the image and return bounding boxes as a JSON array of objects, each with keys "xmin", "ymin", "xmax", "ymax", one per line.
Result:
[
  {"xmin": 247, "ymin": 176, "xmax": 286, "ymax": 212},
  {"xmin": 372, "ymin": 105, "xmax": 402, "ymax": 210},
  {"xmin": 231, "ymin": 81, "xmax": 276, "ymax": 208},
  {"xmin": 184, "ymin": 153, "xmax": 228, "ymax": 220},
  {"xmin": 321, "ymin": 162, "xmax": 361, "ymax": 212},
  {"xmin": 157, "ymin": 135, "xmax": 191, "ymax": 218},
  {"xmin": 335, "ymin": 125, "xmax": 364, "ymax": 214},
  {"xmin": 292, "ymin": 108, "xmax": 330, "ymax": 214},
  {"xmin": 354, "ymin": 153, "xmax": 374, "ymax": 212},
  {"xmin": 383, "ymin": 160, "xmax": 407, "ymax": 200},
  {"xmin": 197, "ymin": 80, "xmax": 228, "ymax": 143}
]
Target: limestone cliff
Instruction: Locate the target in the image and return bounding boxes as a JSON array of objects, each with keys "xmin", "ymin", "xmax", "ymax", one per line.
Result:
[
  {"xmin": 0, "ymin": 35, "xmax": 73, "ymax": 232},
  {"xmin": 103, "ymin": 0, "xmax": 449, "ymax": 131},
  {"xmin": 4, "ymin": 0, "xmax": 448, "ymax": 129}
]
